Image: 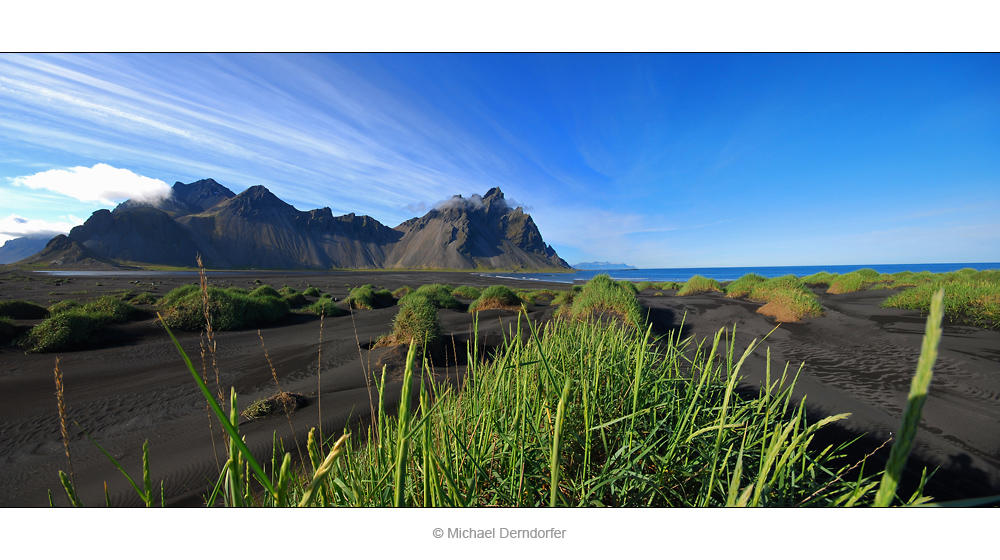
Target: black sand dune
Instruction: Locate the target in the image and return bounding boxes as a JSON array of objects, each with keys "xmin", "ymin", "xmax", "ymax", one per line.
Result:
[{"xmin": 0, "ymin": 271, "xmax": 997, "ymax": 506}]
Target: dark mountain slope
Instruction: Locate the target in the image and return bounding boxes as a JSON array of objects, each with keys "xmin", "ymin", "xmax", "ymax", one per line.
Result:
[
  {"xmin": 178, "ymin": 185, "xmax": 401, "ymax": 269},
  {"xmin": 16, "ymin": 234, "xmax": 122, "ymax": 269},
  {"xmin": 65, "ymin": 207, "xmax": 204, "ymax": 268}
]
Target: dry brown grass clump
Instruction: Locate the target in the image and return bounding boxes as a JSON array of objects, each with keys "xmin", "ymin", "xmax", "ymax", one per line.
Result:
[
  {"xmin": 755, "ymin": 291, "xmax": 822, "ymax": 322},
  {"xmin": 242, "ymin": 391, "xmax": 308, "ymax": 419}
]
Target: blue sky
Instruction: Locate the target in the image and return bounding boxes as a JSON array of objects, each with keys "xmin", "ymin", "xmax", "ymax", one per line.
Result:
[{"xmin": 1, "ymin": 53, "xmax": 997, "ymax": 267}]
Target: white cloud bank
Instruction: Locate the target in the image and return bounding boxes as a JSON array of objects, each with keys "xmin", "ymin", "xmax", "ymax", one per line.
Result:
[
  {"xmin": 0, "ymin": 213, "xmax": 85, "ymax": 244},
  {"xmin": 11, "ymin": 163, "xmax": 170, "ymax": 206}
]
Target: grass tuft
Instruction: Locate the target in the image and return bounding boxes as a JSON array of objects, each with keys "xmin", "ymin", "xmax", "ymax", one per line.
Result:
[
  {"xmin": 725, "ymin": 273, "xmax": 768, "ymax": 299},
  {"xmin": 676, "ymin": 275, "xmax": 723, "ymax": 296},
  {"xmin": 0, "ymin": 299, "xmax": 48, "ymax": 320},
  {"xmin": 400, "ymin": 284, "xmax": 461, "ymax": 310},
  {"xmin": 157, "ymin": 286, "xmax": 289, "ymax": 331},
  {"xmin": 345, "ymin": 285, "xmax": 396, "ymax": 310},
  {"xmin": 242, "ymin": 392, "xmax": 308, "ymax": 420},
  {"xmin": 451, "ymin": 285, "xmax": 481, "ymax": 300},
  {"xmin": 377, "ymin": 294, "xmax": 442, "ymax": 347},
  {"xmin": 468, "ymin": 285, "xmax": 524, "ymax": 312},
  {"xmin": 305, "ymin": 299, "xmax": 345, "ymax": 317},
  {"xmin": 564, "ymin": 274, "xmax": 645, "ymax": 327}
]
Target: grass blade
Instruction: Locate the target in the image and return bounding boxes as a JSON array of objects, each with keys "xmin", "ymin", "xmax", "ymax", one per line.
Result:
[
  {"xmin": 873, "ymin": 288, "xmax": 945, "ymax": 507},
  {"xmin": 157, "ymin": 313, "xmax": 277, "ymax": 499},
  {"xmin": 393, "ymin": 341, "xmax": 418, "ymax": 507}
]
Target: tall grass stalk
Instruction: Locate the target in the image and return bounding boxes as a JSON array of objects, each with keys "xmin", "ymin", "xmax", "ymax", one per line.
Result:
[
  {"xmin": 53, "ymin": 358, "xmax": 74, "ymax": 488},
  {"xmin": 393, "ymin": 342, "xmax": 417, "ymax": 507},
  {"xmin": 158, "ymin": 313, "xmax": 278, "ymax": 500},
  {"xmin": 873, "ymin": 288, "xmax": 944, "ymax": 507}
]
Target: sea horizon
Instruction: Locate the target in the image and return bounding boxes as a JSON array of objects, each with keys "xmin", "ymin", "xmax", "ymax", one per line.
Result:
[{"xmin": 479, "ymin": 262, "xmax": 1000, "ymax": 284}]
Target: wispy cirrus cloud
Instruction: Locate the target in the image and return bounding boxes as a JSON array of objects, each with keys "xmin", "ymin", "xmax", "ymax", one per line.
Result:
[{"xmin": 0, "ymin": 54, "xmax": 527, "ymax": 223}]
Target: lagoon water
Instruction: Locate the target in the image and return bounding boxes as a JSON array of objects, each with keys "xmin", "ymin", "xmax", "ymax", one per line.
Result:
[
  {"xmin": 478, "ymin": 262, "xmax": 1000, "ymax": 284},
  {"xmin": 34, "ymin": 262, "xmax": 1000, "ymax": 283}
]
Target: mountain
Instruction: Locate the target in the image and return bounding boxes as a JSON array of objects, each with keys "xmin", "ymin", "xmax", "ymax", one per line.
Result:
[
  {"xmin": 0, "ymin": 236, "xmax": 51, "ymax": 264},
  {"xmin": 175, "ymin": 185, "xmax": 401, "ymax": 269},
  {"xmin": 19, "ymin": 234, "xmax": 122, "ymax": 270},
  {"xmin": 115, "ymin": 178, "xmax": 235, "ymax": 217},
  {"xmin": 66, "ymin": 207, "xmax": 204, "ymax": 268},
  {"xmin": 573, "ymin": 261, "xmax": 637, "ymax": 270},
  {"xmin": 386, "ymin": 188, "xmax": 568, "ymax": 270},
  {"xmin": 17, "ymin": 180, "xmax": 570, "ymax": 271}
]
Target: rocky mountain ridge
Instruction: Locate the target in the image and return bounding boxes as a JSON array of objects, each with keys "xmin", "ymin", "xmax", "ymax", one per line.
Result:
[{"xmin": 19, "ymin": 179, "xmax": 570, "ymax": 271}]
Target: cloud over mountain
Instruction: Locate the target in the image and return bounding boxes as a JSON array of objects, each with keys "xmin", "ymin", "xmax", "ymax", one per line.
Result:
[{"xmin": 12, "ymin": 163, "xmax": 171, "ymax": 205}]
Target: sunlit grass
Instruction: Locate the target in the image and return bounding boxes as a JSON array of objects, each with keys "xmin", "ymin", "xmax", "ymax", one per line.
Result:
[
  {"xmin": 50, "ymin": 274, "xmax": 964, "ymax": 508},
  {"xmin": 676, "ymin": 275, "xmax": 722, "ymax": 296}
]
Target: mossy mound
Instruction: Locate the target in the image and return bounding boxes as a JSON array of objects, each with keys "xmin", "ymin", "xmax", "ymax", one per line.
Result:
[
  {"xmin": 157, "ymin": 286, "xmax": 290, "ymax": 331},
  {"xmin": 346, "ymin": 285, "xmax": 396, "ymax": 310},
  {"xmin": 469, "ymin": 285, "xmax": 523, "ymax": 312},
  {"xmin": 306, "ymin": 298, "xmax": 346, "ymax": 317},
  {"xmin": 0, "ymin": 300, "xmax": 48, "ymax": 320},
  {"xmin": 567, "ymin": 274, "xmax": 645, "ymax": 328},
  {"xmin": 400, "ymin": 284, "xmax": 461, "ymax": 310},
  {"xmin": 451, "ymin": 285, "xmax": 481, "ymax": 300},
  {"xmin": 377, "ymin": 294, "xmax": 442, "ymax": 347},
  {"xmin": 676, "ymin": 275, "xmax": 723, "ymax": 296}
]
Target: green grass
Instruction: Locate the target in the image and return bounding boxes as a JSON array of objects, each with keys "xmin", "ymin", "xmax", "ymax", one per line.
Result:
[
  {"xmin": 827, "ymin": 269, "xmax": 894, "ymax": 294},
  {"xmin": 827, "ymin": 272, "xmax": 867, "ymax": 294},
  {"xmin": 724, "ymin": 273, "xmax": 768, "ymax": 299},
  {"xmin": 54, "ymin": 280, "xmax": 964, "ymax": 508},
  {"xmin": 157, "ymin": 286, "xmax": 290, "ymax": 331},
  {"xmin": 377, "ymin": 294, "xmax": 442, "ymax": 347},
  {"xmin": 468, "ymin": 285, "xmax": 524, "ymax": 312},
  {"xmin": 0, "ymin": 299, "xmax": 48, "ymax": 320},
  {"xmin": 635, "ymin": 281, "xmax": 657, "ymax": 292},
  {"xmin": 48, "ymin": 300, "xmax": 82, "ymax": 315},
  {"xmin": 345, "ymin": 285, "xmax": 396, "ymax": 310},
  {"xmin": 0, "ymin": 316, "xmax": 24, "ymax": 345},
  {"xmin": 303, "ymin": 287, "xmax": 321, "ymax": 297},
  {"xmin": 451, "ymin": 285, "xmax": 481, "ymax": 300},
  {"xmin": 24, "ymin": 295, "xmax": 151, "ymax": 351},
  {"xmin": 800, "ymin": 271, "xmax": 838, "ymax": 287},
  {"xmin": 250, "ymin": 285, "xmax": 282, "ymax": 299},
  {"xmin": 278, "ymin": 287, "xmax": 309, "ymax": 309},
  {"xmin": 392, "ymin": 286, "xmax": 414, "ymax": 299},
  {"xmin": 881, "ymin": 276, "xmax": 1000, "ymax": 329},
  {"xmin": 400, "ymin": 284, "xmax": 461, "ymax": 310},
  {"xmin": 26, "ymin": 313, "xmax": 106, "ymax": 353},
  {"xmin": 676, "ymin": 275, "xmax": 723, "ymax": 296},
  {"xmin": 725, "ymin": 275, "xmax": 823, "ymax": 322},
  {"xmin": 564, "ymin": 274, "xmax": 645, "ymax": 328},
  {"xmin": 296, "ymin": 317, "xmax": 925, "ymax": 506},
  {"xmin": 305, "ymin": 299, "xmax": 346, "ymax": 317},
  {"xmin": 128, "ymin": 292, "xmax": 159, "ymax": 305}
]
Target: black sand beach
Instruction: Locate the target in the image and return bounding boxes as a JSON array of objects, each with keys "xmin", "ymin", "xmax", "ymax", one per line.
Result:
[{"xmin": 1, "ymin": 269, "xmax": 997, "ymax": 506}]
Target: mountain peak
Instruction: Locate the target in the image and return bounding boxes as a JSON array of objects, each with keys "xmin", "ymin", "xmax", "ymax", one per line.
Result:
[
  {"xmin": 483, "ymin": 187, "xmax": 504, "ymax": 201},
  {"xmin": 242, "ymin": 184, "xmax": 277, "ymax": 199}
]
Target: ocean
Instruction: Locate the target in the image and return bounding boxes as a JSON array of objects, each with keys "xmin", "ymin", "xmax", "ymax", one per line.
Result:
[{"xmin": 477, "ymin": 262, "xmax": 1000, "ymax": 284}]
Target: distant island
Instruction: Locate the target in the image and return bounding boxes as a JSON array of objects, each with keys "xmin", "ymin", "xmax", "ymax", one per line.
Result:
[{"xmin": 573, "ymin": 261, "xmax": 638, "ymax": 270}]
